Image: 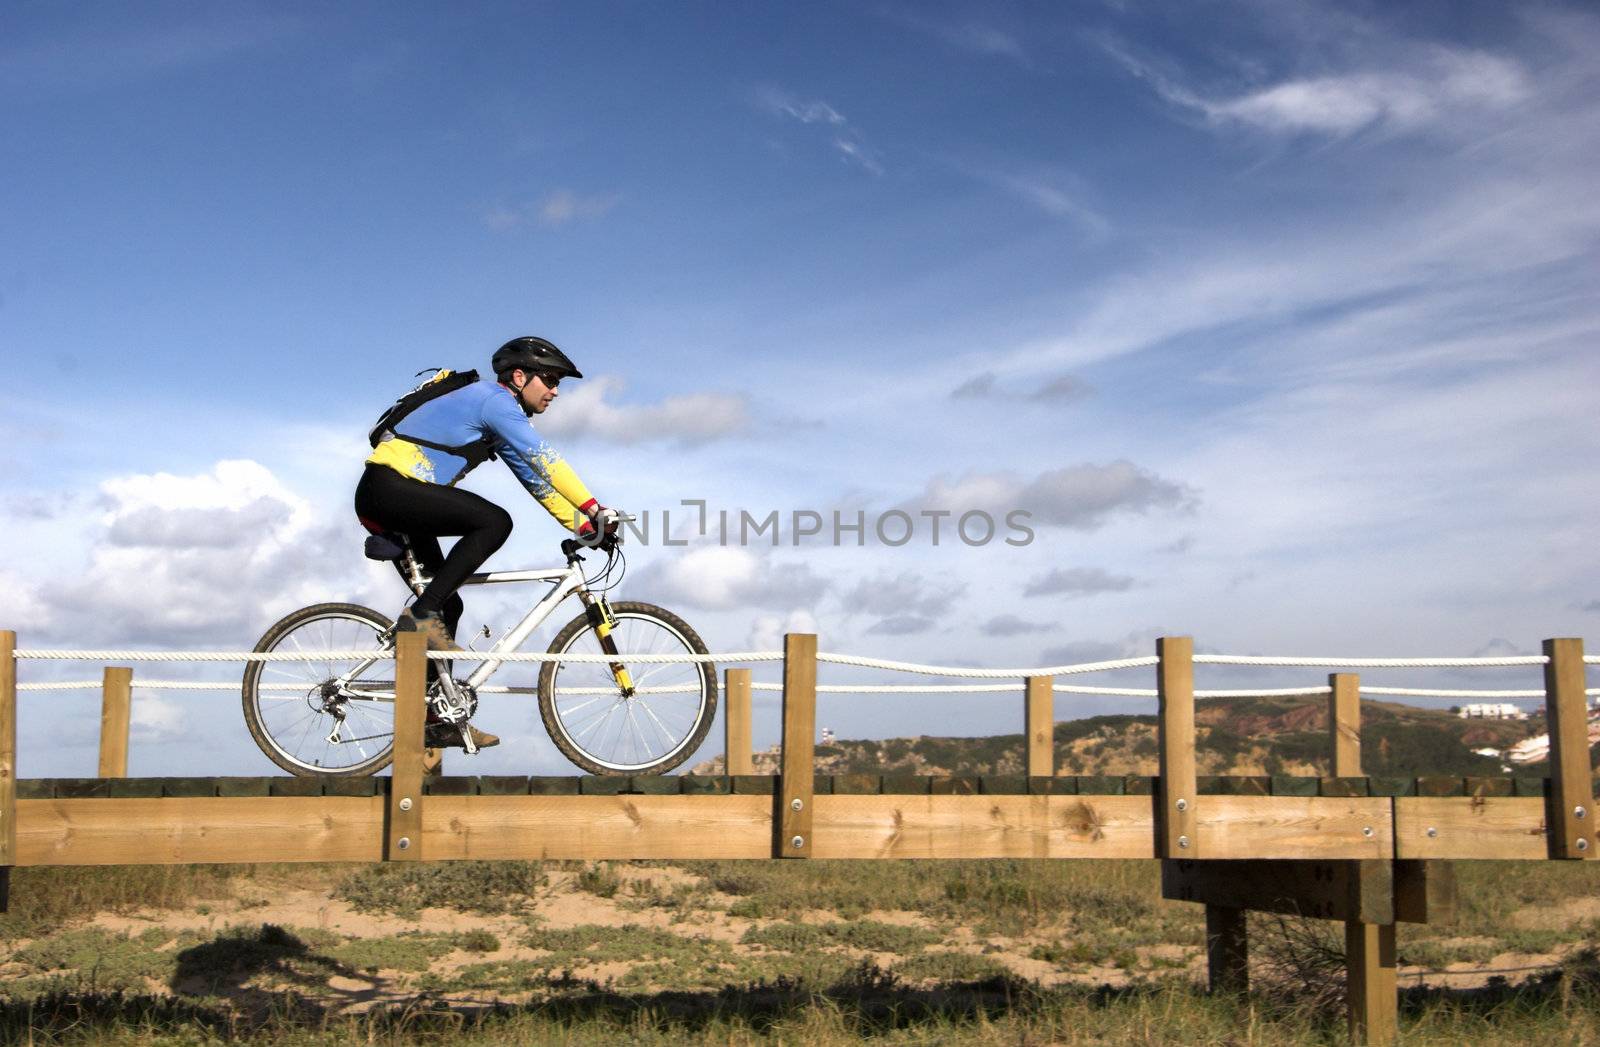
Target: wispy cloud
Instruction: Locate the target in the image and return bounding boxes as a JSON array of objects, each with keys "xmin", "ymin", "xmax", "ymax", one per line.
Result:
[
  {"xmin": 902, "ymin": 462, "xmax": 1196, "ymax": 531},
  {"xmin": 969, "ymin": 166, "xmax": 1111, "ymax": 233},
  {"xmin": 755, "ymin": 85, "xmax": 884, "ymax": 174},
  {"xmin": 1099, "ymin": 34, "xmax": 1531, "ymax": 137},
  {"xmin": 484, "ymin": 189, "xmax": 619, "ymax": 231},
  {"xmin": 883, "ymin": 8, "xmax": 1029, "ymax": 66},
  {"xmin": 1024, "ymin": 567, "xmax": 1136, "ymax": 599},
  {"xmin": 0, "ymin": 11, "xmax": 301, "ymax": 92},
  {"xmin": 846, "ymin": 572, "xmax": 966, "ymax": 620},
  {"xmin": 948, "ymin": 371, "xmax": 1093, "ymax": 402},
  {"xmin": 981, "ymin": 613, "xmax": 1054, "ymax": 637}
]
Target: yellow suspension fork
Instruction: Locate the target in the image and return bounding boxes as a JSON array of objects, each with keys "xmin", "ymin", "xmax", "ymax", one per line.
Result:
[{"xmin": 581, "ymin": 593, "xmax": 634, "ymax": 696}]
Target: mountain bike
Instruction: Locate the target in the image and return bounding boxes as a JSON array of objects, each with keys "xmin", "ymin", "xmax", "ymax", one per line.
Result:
[{"xmin": 240, "ymin": 521, "xmax": 717, "ymax": 777}]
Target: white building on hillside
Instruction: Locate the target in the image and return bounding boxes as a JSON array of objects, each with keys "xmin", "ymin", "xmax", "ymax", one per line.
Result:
[{"xmin": 1457, "ymin": 702, "xmax": 1527, "ymax": 720}]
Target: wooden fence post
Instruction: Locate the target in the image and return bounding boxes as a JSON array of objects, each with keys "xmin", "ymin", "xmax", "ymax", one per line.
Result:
[
  {"xmin": 99, "ymin": 667, "xmax": 132, "ymax": 778},
  {"xmin": 1346, "ymin": 921, "xmax": 1398, "ymax": 1046},
  {"xmin": 387, "ymin": 630, "xmax": 426, "ymax": 861},
  {"xmin": 778, "ymin": 634, "xmax": 816, "ymax": 858},
  {"xmin": 726, "ymin": 668, "xmax": 754, "ymax": 775},
  {"xmin": 1161, "ymin": 637, "xmax": 1235, "ymax": 994},
  {"xmin": 0, "ymin": 631, "xmax": 15, "ymax": 912},
  {"xmin": 1025, "ymin": 675, "xmax": 1053, "ymax": 777},
  {"xmin": 1157, "ymin": 637, "xmax": 1197, "ymax": 857},
  {"xmin": 1330, "ymin": 672, "xmax": 1361, "ymax": 778},
  {"xmin": 1206, "ymin": 905, "xmax": 1248, "ymax": 994},
  {"xmin": 1543, "ymin": 638, "xmax": 1595, "ymax": 860},
  {"xmin": 1332, "ymin": 672, "xmax": 1397, "ymax": 1046}
]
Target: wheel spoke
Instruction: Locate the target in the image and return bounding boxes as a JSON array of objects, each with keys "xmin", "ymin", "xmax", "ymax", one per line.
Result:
[
  {"xmin": 541, "ymin": 609, "xmax": 713, "ymax": 773},
  {"xmin": 246, "ymin": 608, "xmax": 396, "ymax": 775}
]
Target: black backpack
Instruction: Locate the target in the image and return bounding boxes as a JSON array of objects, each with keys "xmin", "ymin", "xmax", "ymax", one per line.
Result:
[{"xmin": 369, "ymin": 368, "xmax": 498, "ymax": 466}]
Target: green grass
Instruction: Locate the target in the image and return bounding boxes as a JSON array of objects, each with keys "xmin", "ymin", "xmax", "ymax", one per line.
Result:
[
  {"xmin": 335, "ymin": 860, "xmax": 546, "ymax": 917},
  {"xmin": 0, "ymin": 865, "xmax": 246, "ymax": 941},
  {"xmin": 740, "ymin": 919, "xmax": 940, "ymax": 954}
]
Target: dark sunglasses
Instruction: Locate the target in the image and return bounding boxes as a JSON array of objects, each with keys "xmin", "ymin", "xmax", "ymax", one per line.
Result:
[{"xmin": 531, "ymin": 371, "xmax": 562, "ymax": 389}]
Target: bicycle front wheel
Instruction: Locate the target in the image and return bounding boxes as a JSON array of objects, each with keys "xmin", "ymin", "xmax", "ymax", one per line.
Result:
[
  {"xmin": 538, "ymin": 602, "xmax": 717, "ymax": 774},
  {"xmin": 242, "ymin": 602, "xmax": 397, "ymax": 777}
]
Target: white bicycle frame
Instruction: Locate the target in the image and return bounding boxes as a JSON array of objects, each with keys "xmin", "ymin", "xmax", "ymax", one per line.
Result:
[
  {"xmin": 326, "ymin": 559, "xmax": 596, "ymax": 705},
  {"xmin": 452, "ymin": 564, "xmax": 590, "ymax": 687}
]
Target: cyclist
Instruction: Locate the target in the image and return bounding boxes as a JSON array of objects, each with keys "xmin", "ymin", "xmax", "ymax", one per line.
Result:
[{"xmin": 354, "ymin": 335, "xmax": 620, "ymax": 749}]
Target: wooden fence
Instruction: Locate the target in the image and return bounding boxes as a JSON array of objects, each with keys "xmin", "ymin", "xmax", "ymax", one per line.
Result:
[{"xmin": 0, "ymin": 629, "xmax": 1593, "ymax": 1045}]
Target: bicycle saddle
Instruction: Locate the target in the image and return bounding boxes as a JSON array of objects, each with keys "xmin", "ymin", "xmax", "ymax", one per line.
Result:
[{"xmin": 363, "ymin": 531, "xmax": 408, "ymax": 561}]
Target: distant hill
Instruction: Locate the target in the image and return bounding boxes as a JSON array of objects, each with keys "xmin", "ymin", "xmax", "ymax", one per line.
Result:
[{"xmin": 694, "ymin": 696, "xmax": 1558, "ymax": 778}]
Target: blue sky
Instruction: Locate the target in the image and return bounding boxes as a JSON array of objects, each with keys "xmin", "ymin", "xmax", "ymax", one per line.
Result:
[{"xmin": 3, "ymin": 1, "xmax": 1597, "ymax": 776}]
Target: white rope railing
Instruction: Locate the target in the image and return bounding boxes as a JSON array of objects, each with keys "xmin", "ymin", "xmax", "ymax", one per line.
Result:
[
  {"xmin": 9, "ymin": 646, "xmax": 1589, "ymax": 698},
  {"xmin": 812, "ymin": 653, "xmax": 1158, "ymax": 677},
  {"xmin": 1194, "ymin": 654, "xmax": 1548, "ymax": 668}
]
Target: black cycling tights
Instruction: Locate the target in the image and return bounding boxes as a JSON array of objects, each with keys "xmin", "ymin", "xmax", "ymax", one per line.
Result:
[{"xmin": 354, "ymin": 464, "xmax": 513, "ymax": 636}]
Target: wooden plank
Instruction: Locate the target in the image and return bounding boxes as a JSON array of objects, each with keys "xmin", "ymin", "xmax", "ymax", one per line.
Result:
[
  {"xmin": 1157, "ymin": 636, "xmax": 1197, "ymax": 857},
  {"xmin": 1395, "ymin": 797, "xmax": 1553, "ymax": 859},
  {"xmin": 1394, "ymin": 858, "xmax": 1457, "ymax": 924},
  {"xmin": 98, "ymin": 667, "xmax": 132, "ymax": 778},
  {"xmin": 1346, "ymin": 921, "xmax": 1397, "ymax": 1046},
  {"xmin": 0, "ymin": 631, "xmax": 14, "ymax": 868},
  {"xmin": 1199, "ymin": 796, "xmax": 1391, "ymax": 860},
  {"xmin": 423, "ymin": 795, "xmax": 772, "ymax": 859},
  {"xmin": 1205, "ymin": 905, "xmax": 1248, "ymax": 994},
  {"xmin": 725, "ymin": 668, "xmax": 753, "ymax": 776},
  {"xmin": 1, "ymin": 791, "xmax": 1545, "ymax": 865},
  {"xmin": 1543, "ymin": 638, "xmax": 1595, "ymax": 859},
  {"xmin": 1025, "ymin": 675, "xmax": 1053, "ymax": 777},
  {"xmin": 1329, "ymin": 672, "xmax": 1360, "ymax": 776},
  {"xmin": 810, "ymin": 794, "xmax": 1157, "ymax": 859},
  {"xmin": 14, "ymin": 797, "xmax": 385, "ymax": 865},
  {"xmin": 779, "ymin": 633, "xmax": 816, "ymax": 858},
  {"xmin": 388, "ymin": 630, "xmax": 426, "ymax": 861},
  {"xmin": 1163, "ymin": 859, "xmax": 1392, "ymax": 923}
]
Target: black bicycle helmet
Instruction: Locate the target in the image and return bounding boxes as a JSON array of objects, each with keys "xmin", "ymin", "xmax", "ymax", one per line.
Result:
[{"xmin": 492, "ymin": 336, "xmax": 583, "ymax": 380}]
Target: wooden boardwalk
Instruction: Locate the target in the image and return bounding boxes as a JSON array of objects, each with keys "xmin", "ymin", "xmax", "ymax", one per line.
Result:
[{"xmin": 0, "ymin": 630, "xmax": 1593, "ymax": 1045}]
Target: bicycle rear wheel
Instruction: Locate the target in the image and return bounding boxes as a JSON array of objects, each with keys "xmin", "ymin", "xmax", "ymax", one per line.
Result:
[
  {"xmin": 242, "ymin": 602, "xmax": 397, "ymax": 776},
  {"xmin": 538, "ymin": 602, "xmax": 717, "ymax": 774}
]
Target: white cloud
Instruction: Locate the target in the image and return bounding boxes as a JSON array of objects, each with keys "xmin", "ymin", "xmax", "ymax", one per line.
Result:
[
  {"xmin": 633, "ymin": 546, "xmax": 829, "ymax": 612},
  {"xmin": 31, "ymin": 460, "xmax": 376, "ymax": 645},
  {"xmin": 747, "ymin": 608, "xmax": 820, "ymax": 652},
  {"xmin": 538, "ymin": 375, "xmax": 751, "ymax": 445},
  {"xmin": 130, "ymin": 693, "xmax": 186, "ymax": 744}
]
